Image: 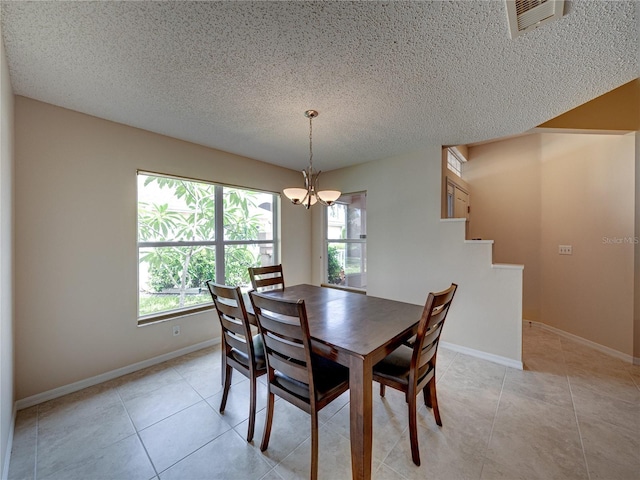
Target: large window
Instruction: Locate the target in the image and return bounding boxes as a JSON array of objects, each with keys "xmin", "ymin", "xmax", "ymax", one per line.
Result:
[
  {"xmin": 137, "ymin": 172, "xmax": 277, "ymax": 323},
  {"xmin": 325, "ymin": 192, "xmax": 366, "ymax": 290}
]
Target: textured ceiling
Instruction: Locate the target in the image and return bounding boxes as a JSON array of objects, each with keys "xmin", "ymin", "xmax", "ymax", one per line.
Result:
[{"xmin": 1, "ymin": 1, "xmax": 638, "ymax": 171}]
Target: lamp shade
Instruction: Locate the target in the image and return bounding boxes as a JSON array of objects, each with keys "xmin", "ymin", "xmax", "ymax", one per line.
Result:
[
  {"xmin": 317, "ymin": 190, "xmax": 341, "ymax": 204},
  {"xmin": 283, "ymin": 188, "xmax": 308, "ymax": 204}
]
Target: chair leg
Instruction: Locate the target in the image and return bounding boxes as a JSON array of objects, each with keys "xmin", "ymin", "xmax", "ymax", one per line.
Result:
[
  {"xmin": 428, "ymin": 377, "xmax": 442, "ymax": 426},
  {"xmin": 379, "ymin": 383, "xmax": 386, "ymax": 397},
  {"xmin": 260, "ymin": 391, "xmax": 275, "ymax": 452},
  {"xmin": 423, "ymin": 385, "xmax": 432, "ymax": 408},
  {"xmin": 246, "ymin": 374, "xmax": 257, "ymax": 442},
  {"xmin": 310, "ymin": 412, "xmax": 319, "ymax": 480},
  {"xmin": 219, "ymin": 364, "xmax": 232, "ymax": 413},
  {"xmin": 408, "ymin": 395, "xmax": 421, "ymax": 466}
]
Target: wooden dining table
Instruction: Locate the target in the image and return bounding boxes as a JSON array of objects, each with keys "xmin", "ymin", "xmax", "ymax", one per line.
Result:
[{"xmin": 251, "ymin": 284, "xmax": 425, "ymax": 480}]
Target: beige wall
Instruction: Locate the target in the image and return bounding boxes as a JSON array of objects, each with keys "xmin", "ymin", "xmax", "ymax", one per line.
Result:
[
  {"xmin": 467, "ymin": 132, "xmax": 635, "ymax": 357},
  {"xmin": 14, "ymin": 97, "xmax": 311, "ymax": 400},
  {"xmin": 466, "ymin": 135, "xmax": 542, "ymax": 321},
  {"xmin": 311, "ymin": 148, "xmax": 524, "ymax": 365},
  {"xmin": 0, "ymin": 26, "xmax": 15, "ymax": 478}
]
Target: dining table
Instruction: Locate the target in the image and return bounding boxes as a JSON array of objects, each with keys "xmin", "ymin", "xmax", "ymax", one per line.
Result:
[{"xmin": 249, "ymin": 283, "xmax": 425, "ymax": 480}]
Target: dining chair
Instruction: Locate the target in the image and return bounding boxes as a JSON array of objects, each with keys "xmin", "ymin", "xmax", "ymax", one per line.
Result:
[
  {"xmin": 372, "ymin": 283, "xmax": 458, "ymax": 466},
  {"xmin": 248, "ymin": 264, "xmax": 285, "ymax": 292},
  {"xmin": 206, "ymin": 281, "xmax": 266, "ymax": 442},
  {"xmin": 249, "ymin": 291, "xmax": 350, "ymax": 480}
]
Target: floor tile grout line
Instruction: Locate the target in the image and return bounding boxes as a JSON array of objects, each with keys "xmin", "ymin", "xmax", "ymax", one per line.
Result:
[
  {"xmin": 477, "ymin": 367, "xmax": 507, "ymax": 480},
  {"xmin": 561, "ymin": 340, "xmax": 591, "ymax": 480},
  {"xmin": 114, "ymin": 382, "xmax": 161, "ymax": 479},
  {"xmin": 33, "ymin": 404, "xmax": 39, "ymax": 480}
]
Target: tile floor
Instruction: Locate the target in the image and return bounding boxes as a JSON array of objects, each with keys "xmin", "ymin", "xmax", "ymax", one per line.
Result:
[{"xmin": 7, "ymin": 323, "xmax": 640, "ymax": 480}]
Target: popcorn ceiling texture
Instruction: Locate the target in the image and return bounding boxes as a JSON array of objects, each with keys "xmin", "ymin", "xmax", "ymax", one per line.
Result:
[{"xmin": 1, "ymin": 1, "xmax": 638, "ymax": 170}]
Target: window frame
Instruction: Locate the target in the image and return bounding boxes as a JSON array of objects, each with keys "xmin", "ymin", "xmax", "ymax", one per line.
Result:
[
  {"xmin": 137, "ymin": 170, "xmax": 279, "ymax": 325},
  {"xmin": 446, "ymin": 148, "xmax": 464, "ymax": 177},
  {"xmin": 323, "ymin": 191, "xmax": 367, "ymax": 293}
]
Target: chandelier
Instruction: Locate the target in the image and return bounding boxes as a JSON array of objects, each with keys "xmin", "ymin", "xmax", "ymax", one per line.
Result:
[{"xmin": 283, "ymin": 110, "xmax": 341, "ymax": 209}]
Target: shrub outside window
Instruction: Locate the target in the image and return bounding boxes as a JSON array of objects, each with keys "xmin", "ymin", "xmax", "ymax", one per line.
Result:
[
  {"xmin": 137, "ymin": 172, "xmax": 277, "ymax": 323},
  {"xmin": 325, "ymin": 192, "xmax": 366, "ymax": 290}
]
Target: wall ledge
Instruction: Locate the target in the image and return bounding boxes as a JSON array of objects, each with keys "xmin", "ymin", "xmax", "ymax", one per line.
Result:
[
  {"xmin": 524, "ymin": 320, "xmax": 634, "ymax": 364},
  {"xmin": 492, "ymin": 263, "xmax": 524, "ymax": 270},
  {"xmin": 440, "ymin": 341, "xmax": 523, "ymax": 370},
  {"xmin": 15, "ymin": 338, "xmax": 221, "ymax": 410},
  {"xmin": 464, "ymin": 239, "xmax": 494, "ymax": 244},
  {"xmin": 439, "ymin": 218, "xmax": 466, "ymax": 223}
]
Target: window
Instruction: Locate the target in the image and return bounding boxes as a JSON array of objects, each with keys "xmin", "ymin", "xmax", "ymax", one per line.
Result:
[
  {"xmin": 446, "ymin": 148, "xmax": 465, "ymax": 177},
  {"xmin": 325, "ymin": 192, "xmax": 366, "ymax": 290},
  {"xmin": 137, "ymin": 172, "xmax": 277, "ymax": 323}
]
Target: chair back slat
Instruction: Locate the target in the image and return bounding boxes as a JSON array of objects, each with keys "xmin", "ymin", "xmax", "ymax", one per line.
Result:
[
  {"xmin": 249, "ymin": 265, "xmax": 285, "ymax": 292},
  {"xmin": 219, "ymin": 314, "xmax": 246, "ymax": 338},
  {"xmin": 256, "ymin": 314, "xmax": 304, "ymax": 342},
  {"xmin": 263, "ymin": 332, "xmax": 306, "ymax": 363},
  {"xmin": 268, "ymin": 351, "xmax": 310, "ymax": 384},
  {"xmin": 224, "ymin": 330, "xmax": 249, "ymax": 353}
]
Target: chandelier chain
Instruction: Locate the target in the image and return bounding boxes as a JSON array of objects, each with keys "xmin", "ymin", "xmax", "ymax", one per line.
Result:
[{"xmin": 308, "ymin": 113, "xmax": 313, "ymax": 170}]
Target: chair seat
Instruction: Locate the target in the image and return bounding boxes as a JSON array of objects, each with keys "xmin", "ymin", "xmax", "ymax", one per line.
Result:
[
  {"xmin": 273, "ymin": 355, "xmax": 349, "ymax": 402},
  {"xmin": 372, "ymin": 344, "xmax": 413, "ymax": 386},
  {"xmin": 230, "ymin": 334, "xmax": 266, "ymax": 370}
]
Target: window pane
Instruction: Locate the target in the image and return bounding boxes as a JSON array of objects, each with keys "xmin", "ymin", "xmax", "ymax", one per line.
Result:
[
  {"xmin": 138, "ymin": 246, "xmax": 215, "ymax": 316},
  {"xmin": 138, "ymin": 174, "xmax": 216, "ymax": 242},
  {"xmin": 225, "ymin": 244, "xmax": 274, "ymax": 289},
  {"xmin": 327, "ymin": 192, "xmax": 366, "ymax": 240},
  {"xmin": 326, "ymin": 242, "xmax": 367, "ymax": 289},
  {"xmin": 224, "ymin": 187, "xmax": 274, "ymax": 241}
]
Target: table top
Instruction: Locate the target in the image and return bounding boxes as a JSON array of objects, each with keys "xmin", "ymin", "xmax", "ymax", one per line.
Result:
[{"xmin": 250, "ymin": 284, "xmax": 425, "ymax": 360}]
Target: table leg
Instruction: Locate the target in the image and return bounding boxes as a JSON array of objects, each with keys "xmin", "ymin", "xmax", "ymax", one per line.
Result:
[{"xmin": 349, "ymin": 355, "xmax": 373, "ymax": 480}]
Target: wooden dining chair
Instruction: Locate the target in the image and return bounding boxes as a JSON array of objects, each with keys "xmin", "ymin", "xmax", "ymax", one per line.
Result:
[
  {"xmin": 249, "ymin": 291, "xmax": 349, "ymax": 480},
  {"xmin": 248, "ymin": 264, "xmax": 285, "ymax": 292},
  {"xmin": 372, "ymin": 283, "xmax": 458, "ymax": 466},
  {"xmin": 206, "ymin": 281, "xmax": 267, "ymax": 442}
]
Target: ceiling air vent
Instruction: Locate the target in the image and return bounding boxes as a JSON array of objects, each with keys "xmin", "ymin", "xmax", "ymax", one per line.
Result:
[{"xmin": 506, "ymin": 0, "xmax": 564, "ymax": 38}]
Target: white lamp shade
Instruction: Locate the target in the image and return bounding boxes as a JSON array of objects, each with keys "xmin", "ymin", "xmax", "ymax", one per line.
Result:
[
  {"xmin": 318, "ymin": 190, "xmax": 342, "ymax": 203},
  {"xmin": 283, "ymin": 188, "xmax": 308, "ymax": 203}
]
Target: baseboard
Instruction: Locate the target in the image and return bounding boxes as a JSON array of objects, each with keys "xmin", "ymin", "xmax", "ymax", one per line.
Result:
[
  {"xmin": 439, "ymin": 341, "xmax": 523, "ymax": 370},
  {"xmin": 2, "ymin": 405, "xmax": 16, "ymax": 480},
  {"xmin": 15, "ymin": 338, "xmax": 221, "ymax": 410},
  {"xmin": 523, "ymin": 320, "xmax": 634, "ymax": 363}
]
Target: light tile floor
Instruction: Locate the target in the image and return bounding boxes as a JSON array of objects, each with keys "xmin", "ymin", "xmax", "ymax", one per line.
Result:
[{"xmin": 8, "ymin": 323, "xmax": 640, "ymax": 480}]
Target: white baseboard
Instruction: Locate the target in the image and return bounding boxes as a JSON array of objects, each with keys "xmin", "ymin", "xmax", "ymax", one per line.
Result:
[
  {"xmin": 1, "ymin": 405, "xmax": 16, "ymax": 480},
  {"xmin": 15, "ymin": 338, "xmax": 221, "ymax": 410},
  {"xmin": 523, "ymin": 320, "xmax": 635, "ymax": 364},
  {"xmin": 439, "ymin": 341, "xmax": 523, "ymax": 370}
]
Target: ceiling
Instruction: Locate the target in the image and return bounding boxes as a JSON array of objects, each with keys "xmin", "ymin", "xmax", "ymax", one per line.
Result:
[{"xmin": 1, "ymin": 1, "xmax": 638, "ymax": 171}]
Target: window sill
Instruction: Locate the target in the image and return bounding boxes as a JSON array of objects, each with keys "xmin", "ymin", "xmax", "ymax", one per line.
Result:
[{"xmin": 138, "ymin": 303, "xmax": 215, "ymax": 326}]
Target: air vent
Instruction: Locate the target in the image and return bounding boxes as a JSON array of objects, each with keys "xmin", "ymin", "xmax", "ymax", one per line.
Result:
[{"xmin": 506, "ymin": 0, "xmax": 564, "ymax": 38}]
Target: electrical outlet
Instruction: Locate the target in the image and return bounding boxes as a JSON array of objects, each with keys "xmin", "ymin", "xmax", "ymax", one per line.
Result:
[
  {"xmin": 172, "ymin": 325, "xmax": 180, "ymax": 336},
  {"xmin": 558, "ymin": 245, "xmax": 572, "ymax": 255}
]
